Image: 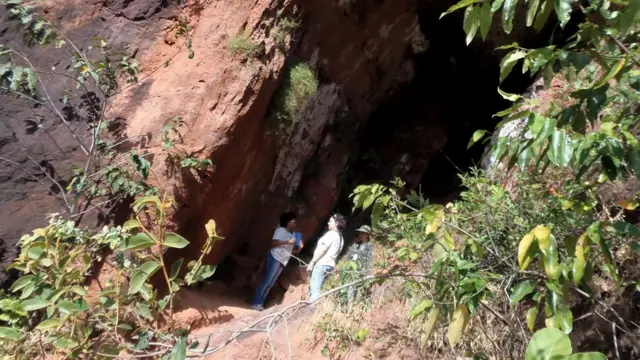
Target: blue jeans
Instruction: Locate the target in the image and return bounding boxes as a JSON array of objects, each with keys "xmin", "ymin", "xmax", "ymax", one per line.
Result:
[
  {"xmin": 251, "ymin": 253, "xmax": 284, "ymax": 307},
  {"xmin": 309, "ymin": 265, "xmax": 333, "ymax": 302}
]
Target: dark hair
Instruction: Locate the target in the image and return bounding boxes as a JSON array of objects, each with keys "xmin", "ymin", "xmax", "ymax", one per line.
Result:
[
  {"xmin": 332, "ymin": 213, "xmax": 346, "ymax": 231},
  {"xmin": 279, "ymin": 212, "xmax": 297, "ymax": 228}
]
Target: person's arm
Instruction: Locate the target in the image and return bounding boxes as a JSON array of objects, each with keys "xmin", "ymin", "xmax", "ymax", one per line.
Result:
[
  {"xmin": 271, "ymin": 238, "xmax": 295, "ymax": 248},
  {"xmin": 270, "ymin": 228, "xmax": 296, "ymax": 248},
  {"xmin": 292, "ymin": 240, "xmax": 304, "ymax": 254},
  {"xmin": 307, "ymin": 232, "xmax": 335, "ymax": 269},
  {"xmin": 309, "ymin": 243, "xmax": 329, "ymax": 268}
]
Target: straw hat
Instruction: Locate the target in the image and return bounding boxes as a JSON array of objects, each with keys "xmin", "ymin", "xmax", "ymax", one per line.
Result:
[{"xmin": 355, "ymin": 225, "xmax": 371, "ymax": 234}]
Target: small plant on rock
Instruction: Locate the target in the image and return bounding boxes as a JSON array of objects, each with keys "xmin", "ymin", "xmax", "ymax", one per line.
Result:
[
  {"xmin": 227, "ymin": 31, "xmax": 262, "ymax": 59},
  {"xmin": 270, "ymin": 62, "xmax": 318, "ymax": 135},
  {"xmin": 272, "ymin": 16, "xmax": 299, "ymax": 51}
]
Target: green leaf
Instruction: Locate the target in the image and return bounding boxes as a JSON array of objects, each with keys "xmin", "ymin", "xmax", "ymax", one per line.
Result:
[
  {"xmin": 518, "ymin": 145, "xmax": 533, "ymax": 170},
  {"xmin": 10, "ymin": 275, "xmax": 34, "ymax": 292},
  {"xmin": 0, "ymin": 326, "xmax": 20, "ymax": 340},
  {"xmin": 20, "ymin": 298, "xmax": 49, "ymax": 311},
  {"xmin": 491, "ymin": 137, "xmax": 509, "ymax": 163},
  {"xmin": 567, "ymin": 353, "xmax": 608, "ymax": 360},
  {"xmin": 480, "ymin": 2, "xmax": 492, "ymax": 40},
  {"xmin": 128, "ymin": 261, "xmax": 160, "ymax": 295},
  {"xmin": 509, "ymin": 280, "xmax": 538, "ymax": 305},
  {"xmin": 71, "ymin": 286, "xmax": 88, "ymax": 296},
  {"xmin": 140, "ymin": 260, "xmax": 161, "ymax": 276},
  {"xmin": 518, "ymin": 233, "xmax": 538, "ymax": 270},
  {"xmin": 53, "ymin": 337, "xmax": 79, "ymax": 349},
  {"xmin": 468, "ymin": 129, "xmax": 488, "ymax": 149},
  {"xmin": 409, "ymin": 299, "xmax": 433, "ymax": 319},
  {"xmin": 534, "ymin": 0, "xmax": 554, "ymax": 31},
  {"xmin": 572, "ymin": 233, "xmax": 590, "ymax": 285},
  {"xmin": 526, "ymin": 306, "xmax": 538, "ymax": 333},
  {"xmin": 170, "ymin": 258, "xmax": 184, "ymax": 280},
  {"xmin": 619, "ymin": 0, "xmax": 640, "ymax": 34},
  {"xmin": 558, "ymin": 307, "xmax": 573, "ymax": 334},
  {"xmin": 120, "ymin": 233, "xmax": 156, "ymax": 251},
  {"xmin": 163, "ymin": 232, "xmax": 190, "ymax": 249},
  {"xmin": 123, "ymin": 219, "xmax": 142, "ymax": 230},
  {"xmin": 596, "ymin": 58, "xmax": 626, "ymax": 88},
  {"xmin": 128, "ymin": 271, "xmax": 148, "ymax": 296},
  {"xmin": 447, "ymin": 305, "xmax": 470, "ymax": 347},
  {"xmin": 36, "ymin": 318, "xmax": 63, "ymax": 330},
  {"xmin": 171, "ymin": 336, "xmax": 187, "ymax": 360},
  {"xmin": 130, "ymin": 152, "xmax": 151, "ymax": 180},
  {"xmin": 421, "ymin": 307, "xmax": 440, "ymax": 347},
  {"xmin": 525, "ymin": 328, "xmax": 571, "ymax": 360},
  {"xmin": 542, "ymin": 236, "xmax": 560, "ymax": 280},
  {"xmin": 27, "ymin": 245, "xmax": 45, "ymax": 260},
  {"xmin": 497, "ymin": 87, "xmax": 521, "ymax": 101},
  {"xmin": 371, "ymin": 200, "xmax": 385, "ymax": 228},
  {"xmin": 204, "ymin": 219, "xmax": 221, "ymax": 239},
  {"xmin": 554, "ymin": 0, "xmax": 573, "ymax": 27},
  {"xmin": 24, "ymin": 68, "xmax": 37, "ymax": 94},
  {"xmin": 611, "ymin": 221, "xmax": 640, "ymax": 237},
  {"xmin": 463, "ymin": 6, "xmax": 481, "ymax": 45},
  {"xmin": 132, "ymin": 195, "xmax": 162, "ymax": 213},
  {"xmin": 548, "ymin": 129, "xmax": 575, "ymax": 167},
  {"xmin": 491, "ymin": 0, "xmax": 506, "ymax": 12},
  {"xmin": 502, "ymin": 0, "xmax": 518, "ymax": 33},
  {"xmin": 495, "ymin": 41, "xmax": 519, "ymax": 50},
  {"xmin": 440, "ymin": 0, "xmax": 478, "ymax": 18},
  {"xmin": 527, "ymin": 0, "xmax": 541, "ymax": 26},
  {"xmin": 134, "ymin": 303, "xmax": 154, "ymax": 321},
  {"xmin": 500, "ymin": 50, "xmax": 526, "ymax": 82},
  {"xmin": 57, "ymin": 299, "xmax": 77, "ymax": 314},
  {"xmin": 47, "ymin": 288, "xmax": 66, "ymax": 303}
]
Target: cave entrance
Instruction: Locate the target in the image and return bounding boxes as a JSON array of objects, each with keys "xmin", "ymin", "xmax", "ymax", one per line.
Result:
[
  {"xmin": 334, "ymin": 1, "xmax": 555, "ymax": 220},
  {"xmin": 198, "ymin": 0, "xmax": 563, "ymax": 310}
]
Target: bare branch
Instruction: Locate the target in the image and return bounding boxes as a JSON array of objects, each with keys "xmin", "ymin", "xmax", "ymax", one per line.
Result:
[
  {"xmin": 0, "ymin": 155, "xmax": 70, "ymax": 211},
  {"xmin": 10, "ymin": 49, "xmax": 90, "ymax": 154}
]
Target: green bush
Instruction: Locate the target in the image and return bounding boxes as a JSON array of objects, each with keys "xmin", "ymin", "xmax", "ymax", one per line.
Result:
[
  {"xmin": 271, "ymin": 63, "xmax": 318, "ymax": 132},
  {"xmin": 227, "ymin": 31, "xmax": 262, "ymax": 59},
  {"xmin": 272, "ymin": 17, "xmax": 299, "ymax": 50}
]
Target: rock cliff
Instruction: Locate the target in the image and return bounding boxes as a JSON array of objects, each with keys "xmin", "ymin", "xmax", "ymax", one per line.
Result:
[{"xmin": 0, "ymin": 0, "xmax": 544, "ymax": 285}]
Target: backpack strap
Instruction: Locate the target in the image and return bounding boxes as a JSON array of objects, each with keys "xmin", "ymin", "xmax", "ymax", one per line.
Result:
[{"xmin": 331, "ymin": 229, "xmax": 344, "ymax": 252}]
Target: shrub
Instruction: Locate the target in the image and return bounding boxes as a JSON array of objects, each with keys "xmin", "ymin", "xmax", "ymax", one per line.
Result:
[
  {"xmin": 0, "ymin": 195, "xmax": 223, "ymax": 359},
  {"xmin": 271, "ymin": 63, "xmax": 318, "ymax": 133},
  {"xmin": 272, "ymin": 17, "xmax": 299, "ymax": 50},
  {"xmin": 227, "ymin": 31, "xmax": 262, "ymax": 59}
]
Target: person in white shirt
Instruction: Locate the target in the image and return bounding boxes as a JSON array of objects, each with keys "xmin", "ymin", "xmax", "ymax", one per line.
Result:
[
  {"xmin": 307, "ymin": 213, "xmax": 346, "ymax": 302},
  {"xmin": 250, "ymin": 212, "xmax": 301, "ymax": 311}
]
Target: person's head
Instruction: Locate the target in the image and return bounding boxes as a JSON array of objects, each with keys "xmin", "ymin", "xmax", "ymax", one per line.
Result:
[
  {"xmin": 279, "ymin": 212, "xmax": 297, "ymax": 232},
  {"xmin": 355, "ymin": 225, "xmax": 371, "ymax": 243},
  {"xmin": 327, "ymin": 213, "xmax": 346, "ymax": 232}
]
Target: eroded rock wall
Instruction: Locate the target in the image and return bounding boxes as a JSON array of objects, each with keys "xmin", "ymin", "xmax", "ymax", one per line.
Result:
[
  {"xmin": 0, "ymin": 0, "xmax": 177, "ymax": 286},
  {"xmin": 0, "ymin": 0, "xmax": 428, "ymax": 282}
]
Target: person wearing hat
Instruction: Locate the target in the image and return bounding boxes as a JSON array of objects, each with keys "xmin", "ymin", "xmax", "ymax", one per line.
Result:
[{"xmin": 342, "ymin": 224, "xmax": 374, "ymax": 302}]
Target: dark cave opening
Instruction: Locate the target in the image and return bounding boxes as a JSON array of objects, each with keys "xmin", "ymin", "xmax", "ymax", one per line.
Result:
[
  {"xmin": 211, "ymin": 1, "xmax": 581, "ymax": 300},
  {"xmin": 334, "ymin": 1, "xmax": 571, "ymax": 218}
]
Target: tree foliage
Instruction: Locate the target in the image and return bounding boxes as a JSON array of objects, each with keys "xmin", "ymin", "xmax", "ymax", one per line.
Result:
[
  {"xmin": 348, "ymin": 0, "xmax": 640, "ymax": 357},
  {"xmin": 0, "ymin": 193, "xmax": 223, "ymax": 358}
]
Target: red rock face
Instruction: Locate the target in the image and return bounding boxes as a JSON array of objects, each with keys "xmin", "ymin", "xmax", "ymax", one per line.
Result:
[
  {"xmin": 6, "ymin": 0, "xmax": 549, "ymax": 287},
  {"xmin": 0, "ymin": 0, "xmax": 427, "ymax": 285}
]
